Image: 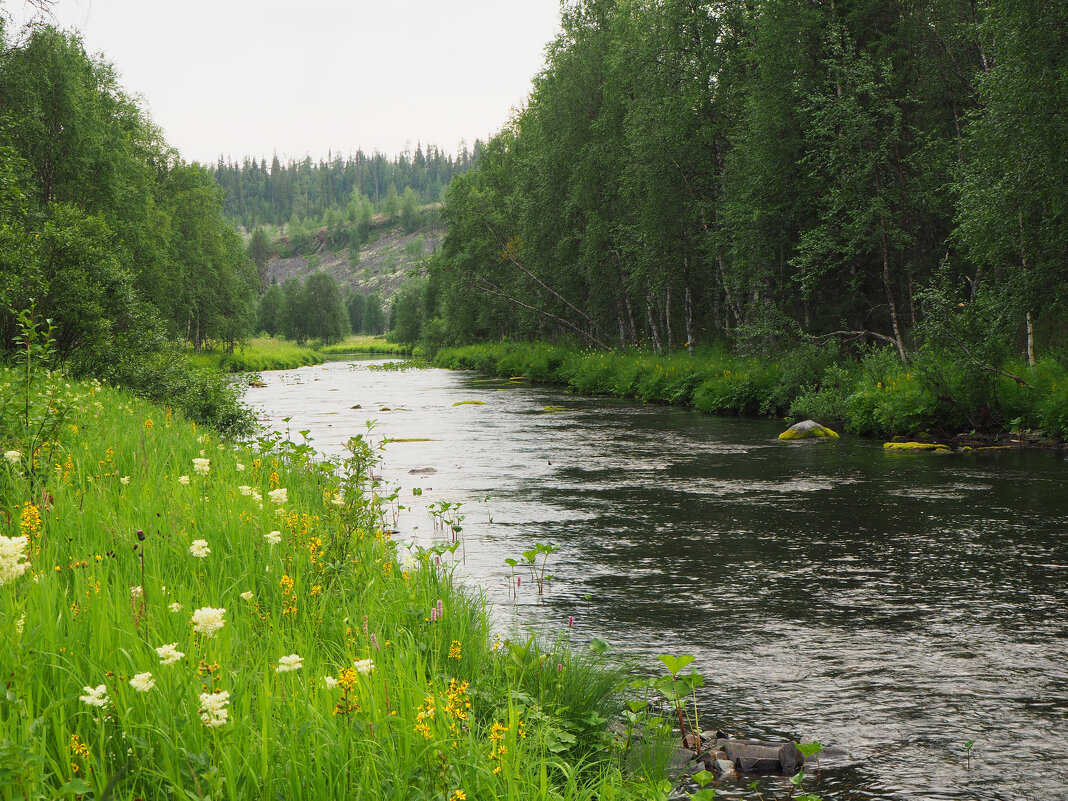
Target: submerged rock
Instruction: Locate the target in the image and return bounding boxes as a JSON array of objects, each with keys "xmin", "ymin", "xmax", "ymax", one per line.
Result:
[
  {"xmin": 778, "ymin": 420, "xmax": 840, "ymax": 440},
  {"xmin": 883, "ymin": 441, "xmax": 950, "ymax": 452}
]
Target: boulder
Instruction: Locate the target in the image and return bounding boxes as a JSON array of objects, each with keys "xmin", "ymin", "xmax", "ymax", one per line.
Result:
[
  {"xmin": 882, "ymin": 441, "xmax": 950, "ymax": 452},
  {"xmin": 778, "ymin": 420, "xmax": 840, "ymax": 440}
]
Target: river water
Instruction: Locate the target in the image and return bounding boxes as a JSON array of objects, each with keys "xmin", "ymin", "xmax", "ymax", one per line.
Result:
[{"xmin": 247, "ymin": 358, "xmax": 1068, "ymax": 801}]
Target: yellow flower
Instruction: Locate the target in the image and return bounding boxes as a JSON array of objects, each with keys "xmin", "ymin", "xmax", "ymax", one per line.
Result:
[
  {"xmin": 448, "ymin": 640, "xmax": 461, "ymax": 659},
  {"xmin": 144, "ymin": 418, "xmax": 154, "ymax": 431},
  {"xmin": 19, "ymin": 502, "xmax": 42, "ymax": 540},
  {"xmin": 449, "ymin": 792, "xmax": 467, "ymax": 801}
]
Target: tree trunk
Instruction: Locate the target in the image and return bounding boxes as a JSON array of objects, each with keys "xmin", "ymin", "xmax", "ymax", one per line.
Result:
[
  {"xmin": 874, "ymin": 166, "xmax": 907, "ymax": 364},
  {"xmin": 684, "ymin": 283, "xmax": 695, "ymax": 356},
  {"xmin": 664, "ymin": 286, "xmax": 673, "ymax": 353},
  {"xmin": 645, "ymin": 292, "xmax": 662, "ymax": 355},
  {"xmin": 1026, "ymin": 311, "xmax": 1035, "ymax": 366},
  {"xmin": 625, "ymin": 294, "xmax": 638, "ymax": 345}
]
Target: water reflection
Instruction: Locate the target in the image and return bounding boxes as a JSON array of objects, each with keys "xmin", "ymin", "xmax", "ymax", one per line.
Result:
[{"xmin": 249, "ymin": 359, "xmax": 1068, "ymax": 801}]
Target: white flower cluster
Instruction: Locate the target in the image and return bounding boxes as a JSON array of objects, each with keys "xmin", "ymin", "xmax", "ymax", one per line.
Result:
[
  {"xmin": 155, "ymin": 643, "xmax": 185, "ymax": 665},
  {"xmin": 268, "ymin": 488, "xmax": 288, "ymax": 505},
  {"xmin": 178, "ymin": 475, "xmax": 190, "ymax": 485},
  {"xmin": 80, "ymin": 684, "xmax": 109, "ymax": 708},
  {"xmin": 0, "ymin": 535, "xmax": 30, "ymax": 585},
  {"xmin": 354, "ymin": 658, "xmax": 374, "ymax": 675},
  {"xmin": 238, "ymin": 485, "xmax": 263, "ymax": 502},
  {"xmin": 129, "ymin": 672, "xmax": 155, "ymax": 693},
  {"xmin": 198, "ymin": 690, "xmax": 230, "ymax": 727},
  {"xmin": 275, "ymin": 654, "xmax": 303, "ymax": 673},
  {"xmin": 4, "ymin": 449, "xmax": 21, "ymax": 466},
  {"xmin": 263, "ymin": 530, "xmax": 282, "ymax": 545},
  {"xmin": 240, "ymin": 590, "xmax": 254, "ymax": 601},
  {"xmin": 191, "ymin": 606, "xmax": 226, "ymax": 637},
  {"xmin": 188, "ymin": 539, "xmax": 211, "ymax": 558},
  {"xmin": 192, "ymin": 458, "xmax": 211, "ymax": 475}
]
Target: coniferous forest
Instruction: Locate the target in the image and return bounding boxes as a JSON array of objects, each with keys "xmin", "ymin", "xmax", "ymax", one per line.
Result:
[{"xmin": 428, "ymin": 0, "xmax": 1066, "ymax": 369}]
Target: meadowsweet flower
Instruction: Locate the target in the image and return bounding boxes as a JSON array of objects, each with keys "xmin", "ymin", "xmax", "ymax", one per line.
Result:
[
  {"xmin": 238, "ymin": 485, "xmax": 253, "ymax": 496},
  {"xmin": 178, "ymin": 475, "xmax": 190, "ymax": 485},
  {"xmin": 130, "ymin": 585, "xmax": 143, "ymax": 598},
  {"xmin": 275, "ymin": 654, "xmax": 303, "ymax": 673},
  {"xmin": 264, "ymin": 530, "xmax": 281, "ymax": 545},
  {"xmin": 80, "ymin": 684, "xmax": 109, "ymax": 708},
  {"xmin": 268, "ymin": 488, "xmax": 288, "ymax": 505},
  {"xmin": 240, "ymin": 590, "xmax": 254, "ymax": 601},
  {"xmin": 353, "ymin": 658, "xmax": 374, "ymax": 675},
  {"xmin": 198, "ymin": 690, "xmax": 230, "ymax": 727},
  {"xmin": 188, "ymin": 539, "xmax": 211, "ymax": 558},
  {"xmin": 191, "ymin": 607, "xmax": 226, "ymax": 637},
  {"xmin": 236, "ymin": 462, "xmax": 245, "ymax": 471},
  {"xmin": 192, "ymin": 458, "xmax": 211, "ymax": 475},
  {"xmin": 119, "ymin": 476, "xmax": 130, "ymax": 485},
  {"xmin": 15, "ymin": 613, "xmax": 25, "ymax": 636},
  {"xmin": 169, "ymin": 601, "xmax": 183, "ymax": 612},
  {"xmin": 129, "ymin": 672, "xmax": 155, "ymax": 693},
  {"xmin": 0, "ymin": 535, "xmax": 30, "ymax": 585},
  {"xmin": 4, "ymin": 449, "xmax": 21, "ymax": 465},
  {"xmin": 155, "ymin": 643, "xmax": 184, "ymax": 665},
  {"xmin": 324, "ymin": 676, "xmax": 338, "ymax": 689}
]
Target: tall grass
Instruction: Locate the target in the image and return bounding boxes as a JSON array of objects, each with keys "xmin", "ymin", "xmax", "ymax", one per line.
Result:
[
  {"xmin": 0, "ymin": 366, "xmax": 661, "ymax": 799},
  {"xmin": 188, "ymin": 338, "xmax": 324, "ymax": 372},
  {"xmin": 319, "ymin": 336, "xmax": 414, "ymax": 357}
]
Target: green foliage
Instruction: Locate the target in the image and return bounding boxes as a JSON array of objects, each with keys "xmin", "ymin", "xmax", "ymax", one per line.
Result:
[{"xmin": 0, "ymin": 375, "xmax": 659, "ymax": 799}]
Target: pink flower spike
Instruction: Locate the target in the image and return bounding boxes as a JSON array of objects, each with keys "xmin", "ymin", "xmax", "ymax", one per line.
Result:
[
  {"xmin": 430, "ymin": 608, "xmax": 437, "ymax": 622},
  {"xmin": 568, "ymin": 616, "xmax": 574, "ymax": 628},
  {"xmin": 557, "ymin": 663, "xmax": 563, "ymax": 672},
  {"xmin": 437, "ymin": 599, "xmax": 444, "ymax": 617},
  {"xmin": 370, "ymin": 633, "xmax": 379, "ymax": 650},
  {"xmin": 517, "ymin": 577, "xmax": 521, "ymax": 586}
]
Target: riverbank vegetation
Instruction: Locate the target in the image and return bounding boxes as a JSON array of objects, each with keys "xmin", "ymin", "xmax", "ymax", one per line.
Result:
[
  {"xmin": 434, "ymin": 342, "xmax": 1068, "ymax": 440},
  {"xmin": 384, "ymin": 0, "xmax": 1068, "ymax": 440},
  {"xmin": 187, "ymin": 338, "xmax": 324, "ymax": 373},
  {"xmin": 0, "ymin": 346, "xmax": 681, "ymax": 798}
]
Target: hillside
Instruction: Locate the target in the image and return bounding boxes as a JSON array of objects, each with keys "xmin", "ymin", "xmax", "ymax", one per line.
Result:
[{"xmin": 264, "ymin": 225, "xmax": 441, "ymax": 302}]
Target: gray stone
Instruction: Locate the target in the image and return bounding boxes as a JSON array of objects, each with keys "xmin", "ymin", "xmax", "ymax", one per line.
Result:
[{"xmin": 712, "ymin": 759, "xmax": 738, "ymax": 779}]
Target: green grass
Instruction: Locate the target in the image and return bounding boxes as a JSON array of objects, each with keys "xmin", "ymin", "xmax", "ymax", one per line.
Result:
[
  {"xmin": 319, "ymin": 336, "xmax": 414, "ymax": 357},
  {"xmin": 433, "ymin": 341, "xmax": 1068, "ymax": 440},
  {"xmin": 188, "ymin": 338, "xmax": 324, "ymax": 372},
  {"xmin": 0, "ymin": 367, "xmax": 665, "ymax": 800}
]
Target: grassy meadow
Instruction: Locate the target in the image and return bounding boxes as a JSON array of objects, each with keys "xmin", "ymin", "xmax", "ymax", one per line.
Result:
[
  {"xmin": 319, "ymin": 336, "xmax": 414, "ymax": 357},
  {"xmin": 0, "ymin": 365, "xmax": 674, "ymax": 800},
  {"xmin": 187, "ymin": 338, "xmax": 324, "ymax": 372}
]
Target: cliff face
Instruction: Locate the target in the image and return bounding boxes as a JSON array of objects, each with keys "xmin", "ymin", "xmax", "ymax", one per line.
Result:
[{"xmin": 264, "ymin": 227, "xmax": 442, "ymax": 301}]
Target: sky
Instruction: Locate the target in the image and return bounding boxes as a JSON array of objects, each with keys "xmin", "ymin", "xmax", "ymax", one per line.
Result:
[{"xmin": 5, "ymin": 0, "xmax": 563, "ymax": 164}]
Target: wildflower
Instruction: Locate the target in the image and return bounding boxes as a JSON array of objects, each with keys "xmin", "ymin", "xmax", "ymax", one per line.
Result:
[
  {"xmin": 236, "ymin": 462, "xmax": 245, "ymax": 471},
  {"xmin": 275, "ymin": 654, "xmax": 303, "ymax": 673},
  {"xmin": 129, "ymin": 672, "xmax": 155, "ymax": 693},
  {"xmin": 264, "ymin": 530, "xmax": 282, "ymax": 545},
  {"xmin": 119, "ymin": 476, "xmax": 130, "ymax": 485},
  {"xmin": 178, "ymin": 475, "xmax": 190, "ymax": 485},
  {"xmin": 449, "ymin": 792, "xmax": 467, "ymax": 801},
  {"xmin": 192, "ymin": 458, "xmax": 211, "ymax": 475},
  {"xmin": 19, "ymin": 503, "xmax": 41, "ymax": 539},
  {"xmin": 155, "ymin": 643, "xmax": 184, "ymax": 665},
  {"xmin": 191, "ymin": 607, "xmax": 226, "ymax": 637},
  {"xmin": 198, "ymin": 690, "xmax": 230, "ymax": 728},
  {"xmin": 240, "ymin": 590, "xmax": 254, "ymax": 601},
  {"xmin": 238, "ymin": 485, "xmax": 253, "ymax": 496},
  {"xmin": 268, "ymin": 488, "xmax": 288, "ymax": 505},
  {"xmin": 3, "ymin": 449, "xmax": 20, "ymax": 465},
  {"xmin": 324, "ymin": 675, "xmax": 338, "ymax": 689},
  {"xmin": 0, "ymin": 535, "xmax": 30, "ymax": 585},
  {"xmin": 80, "ymin": 684, "xmax": 109, "ymax": 708},
  {"xmin": 353, "ymin": 658, "xmax": 374, "ymax": 675},
  {"xmin": 144, "ymin": 419, "xmax": 154, "ymax": 431},
  {"xmin": 188, "ymin": 539, "xmax": 211, "ymax": 558},
  {"xmin": 169, "ymin": 601, "xmax": 183, "ymax": 613},
  {"xmin": 130, "ymin": 585, "xmax": 143, "ymax": 598},
  {"xmin": 15, "ymin": 613, "xmax": 25, "ymax": 636},
  {"xmin": 331, "ymin": 493, "xmax": 345, "ymax": 506},
  {"xmin": 448, "ymin": 640, "xmax": 462, "ymax": 659}
]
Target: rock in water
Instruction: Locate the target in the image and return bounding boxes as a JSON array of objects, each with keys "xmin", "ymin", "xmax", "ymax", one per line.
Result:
[{"xmin": 778, "ymin": 419, "xmax": 840, "ymax": 440}]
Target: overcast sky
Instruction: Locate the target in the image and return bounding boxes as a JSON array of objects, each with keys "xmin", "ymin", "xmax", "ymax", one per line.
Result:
[{"xmin": 6, "ymin": 0, "xmax": 563, "ymax": 164}]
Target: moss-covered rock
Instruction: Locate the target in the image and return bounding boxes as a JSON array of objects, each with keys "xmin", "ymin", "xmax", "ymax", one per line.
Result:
[
  {"xmin": 882, "ymin": 441, "xmax": 951, "ymax": 451},
  {"xmin": 778, "ymin": 420, "xmax": 840, "ymax": 440}
]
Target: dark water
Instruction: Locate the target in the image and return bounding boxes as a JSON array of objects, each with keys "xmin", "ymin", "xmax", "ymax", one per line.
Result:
[{"xmin": 249, "ymin": 359, "xmax": 1068, "ymax": 801}]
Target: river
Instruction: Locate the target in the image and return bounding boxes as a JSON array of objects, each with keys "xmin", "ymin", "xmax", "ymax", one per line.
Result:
[{"xmin": 247, "ymin": 357, "xmax": 1068, "ymax": 801}]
